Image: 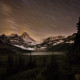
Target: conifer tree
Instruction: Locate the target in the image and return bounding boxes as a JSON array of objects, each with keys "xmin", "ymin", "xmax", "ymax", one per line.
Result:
[
  {"xmin": 74, "ymin": 17, "xmax": 80, "ymax": 47},
  {"xmin": 69, "ymin": 17, "xmax": 80, "ymax": 65}
]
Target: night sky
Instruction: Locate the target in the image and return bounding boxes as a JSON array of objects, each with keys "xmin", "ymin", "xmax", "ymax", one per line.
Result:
[{"xmin": 0, "ymin": 0, "xmax": 80, "ymax": 42}]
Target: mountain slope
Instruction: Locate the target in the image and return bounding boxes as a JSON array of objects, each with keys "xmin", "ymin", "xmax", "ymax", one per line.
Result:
[
  {"xmin": 42, "ymin": 33, "xmax": 76, "ymax": 46},
  {"xmin": 9, "ymin": 34, "xmax": 25, "ymax": 45},
  {"xmin": 20, "ymin": 32, "xmax": 38, "ymax": 46},
  {"xmin": 41, "ymin": 33, "xmax": 76, "ymax": 51},
  {"xmin": 0, "ymin": 39, "xmax": 32, "ymax": 54},
  {"xmin": 0, "ymin": 32, "xmax": 38, "ymax": 52}
]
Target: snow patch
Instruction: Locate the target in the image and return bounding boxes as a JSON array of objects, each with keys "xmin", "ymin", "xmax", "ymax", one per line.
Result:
[
  {"xmin": 14, "ymin": 45, "xmax": 35, "ymax": 51},
  {"xmin": 65, "ymin": 41, "xmax": 74, "ymax": 43},
  {"xmin": 23, "ymin": 38, "xmax": 38, "ymax": 45}
]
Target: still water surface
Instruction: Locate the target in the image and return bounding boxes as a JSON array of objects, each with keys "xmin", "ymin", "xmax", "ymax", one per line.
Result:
[{"xmin": 22, "ymin": 51, "xmax": 65, "ymax": 55}]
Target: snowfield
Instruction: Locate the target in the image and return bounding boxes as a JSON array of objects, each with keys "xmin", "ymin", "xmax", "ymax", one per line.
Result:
[{"xmin": 14, "ymin": 45, "xmax": 35, "ymax": 51}]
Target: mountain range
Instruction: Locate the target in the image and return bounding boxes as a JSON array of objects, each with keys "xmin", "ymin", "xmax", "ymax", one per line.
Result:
[
  {"xmin": 0, "ymin": 32, "xmax": 38, "ymax": 53},
  {"xmin": 0, "ymin": 32, "xmax": 76, "ymax": 53},
  {"xmin": 41, "ymin": 33, "xmax": 76, "ymax": 46},
  {"xmin": 0, "ymin": 32, "xmax": 37, "ymax": 45},
  {"xmin": 41, "ymin": 33, "xmax": 76, "ymax": 51}
]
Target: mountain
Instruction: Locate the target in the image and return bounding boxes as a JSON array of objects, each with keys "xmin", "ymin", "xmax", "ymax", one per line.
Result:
[
  {"xmin": 42, "ymin": 33, "xmax": 76, "ymax": 46},
  {"xmin": 0, "ymin": 32, "xmax": 38, "ymax": 51},
  {"xmin": 41, "ymin": 36, "xmax": 65, "ymax": 47},
  {"xmin": 0, "ymin": 40, "xmax": 31, "ymax": 54},
  {"xmin": 21, "ymin": 32, "xmax": 38, "ymax": 46},
  {"xmin": 64, "ymin": 33, "xmax": 76, "ymax": 43},
  {"xmin": 0, "ymin": 32, "xmax": 77, "ymax": 52},
  {"xmin": 41, "ymin": 33, "xmax": 76, "ymax": 51},
  {"xmin": 9, "ymin": 34, "xmax": 25, "ymax": 45},
  {"xmin": 0, "ymin": 34, "xmax": 9, "ymax": 44},
  {"xmin": 0, "ymin": 32, "xmax": 38, "ymax": 47},
  {"xmin": 0, "ymin": 37, "xmax": 18, "ymax": 54},
  {"xmin": 0, "ymin": 34, "xmax": 33, "ymax": 54}
]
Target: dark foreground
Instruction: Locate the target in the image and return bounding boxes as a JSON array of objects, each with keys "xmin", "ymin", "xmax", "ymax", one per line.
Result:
[{"xmin": 0, "ymin": 53, "xmax": 80, "ymax": 80}]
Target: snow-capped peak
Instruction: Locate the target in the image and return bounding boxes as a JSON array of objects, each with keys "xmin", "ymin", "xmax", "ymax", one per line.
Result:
[
  {"xmin": 21, "ymin": 32, "xmax": 29, "ymax": 38},
  {"xmin": 21, "ymin": 32, "xmax": 38, "ymax": 45}
]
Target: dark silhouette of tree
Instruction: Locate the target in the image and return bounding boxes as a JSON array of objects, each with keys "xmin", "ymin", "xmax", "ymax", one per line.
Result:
[
  {"xmin": 67, "ymin": 17, "xmax": 80, "ymax": 80},
  {"xmin": 28, "ymin": 53, "xmax": 37, "ymax": 69},
  {"xmin": 66, "ymin": 17, "xmax": 80, "ymax": 80},
  {"xmin": 67, "ymin": 17, "xmax": 80, "ymax": 65},
  {"xmin": 6, "ymin": 55, "xmax": 14, "ymax": 75},
  {"xmin": 28, "ymin": 53, "xmax": 32, "ymax": 66},
  {"xmin": 71, "ymin": 17, "xmax": 80, "ymax": 64},
  {"xmin": 40, "ymin": 56, "xmax": 47, "ymax": 68},
  {"xmin": 17, "ymin": 55, "xmax": 25, "ymax": 71},
  {"xmin": 74, "ymin": 17, "xmax": 80, "ymax": 47},
  {"xmin": 43, "ymin": 55, "xmax": 58, "ymax": 80}
]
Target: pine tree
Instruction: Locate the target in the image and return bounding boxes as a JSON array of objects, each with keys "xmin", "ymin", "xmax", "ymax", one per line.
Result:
[
  {"xmin": 68, "ymin": 17, "xmax": 80, "ymax": 65},
  {"xmin": 74, "ymin": 17, "xmax": 80, "ymax": 47},
  {"xmin": 43, "ymin": 55, "xmax": 58, "ymax": 80}
]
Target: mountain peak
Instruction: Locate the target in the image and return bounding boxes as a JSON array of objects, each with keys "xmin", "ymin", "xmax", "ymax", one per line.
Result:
[
  {"xmin": 10, "ymin": 33, "xmax": 19, "ymax": 37},
  {"xmin": 0, "ymin": 34, "xmax": 7, "ymax": 39},
  {"xmin": 21, "ymin": 32, "xmax": 30, "ymax": 38},
  {"xmin": 20, "ymin": 32, "xmax": 38, "ymax": 45}
]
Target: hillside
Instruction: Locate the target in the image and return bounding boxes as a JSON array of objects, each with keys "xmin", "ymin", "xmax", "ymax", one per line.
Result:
[{"xmin": 41, "ymin": 33, "xmax": 76, "ymax": 51}]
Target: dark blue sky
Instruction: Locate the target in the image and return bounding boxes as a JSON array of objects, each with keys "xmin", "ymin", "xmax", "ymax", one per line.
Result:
[{"xmin": 0, "ymin": 0, "xmax": 80, "ymax": 41}]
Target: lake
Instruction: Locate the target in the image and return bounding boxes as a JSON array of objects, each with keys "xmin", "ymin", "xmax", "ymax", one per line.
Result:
[{"xmin": 21, "ymin": 51, "xmax": 65, "ymax": 55}]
